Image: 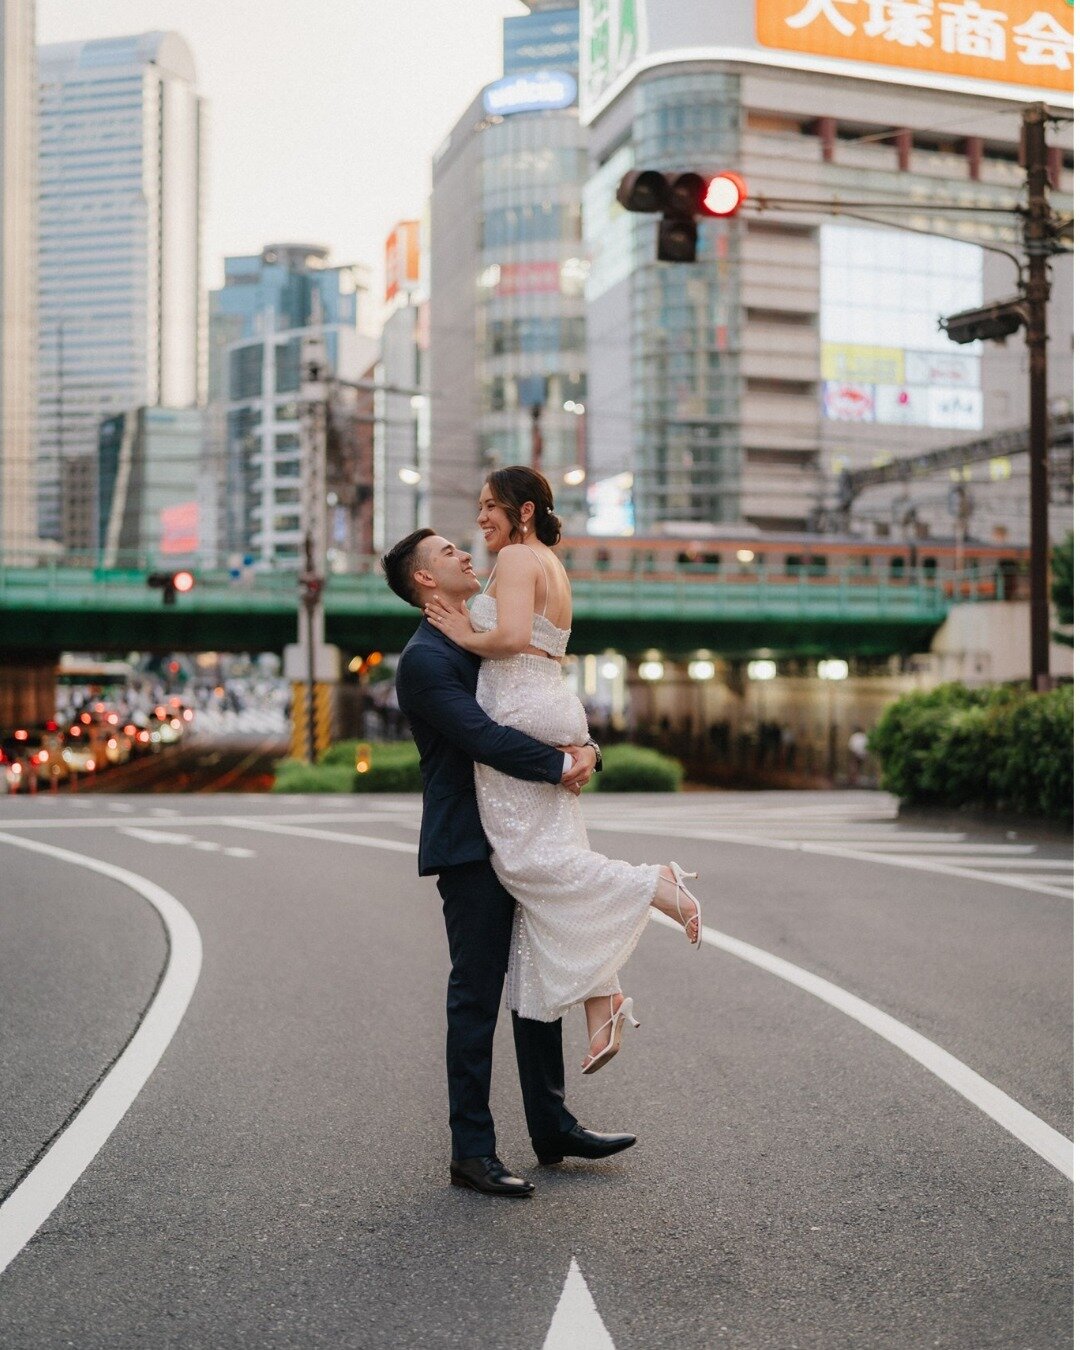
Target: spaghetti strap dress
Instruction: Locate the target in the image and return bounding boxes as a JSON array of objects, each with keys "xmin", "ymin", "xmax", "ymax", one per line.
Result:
[{"xmin": 470, "ymin": 553, "xmax": 659, "ymax": 1022}]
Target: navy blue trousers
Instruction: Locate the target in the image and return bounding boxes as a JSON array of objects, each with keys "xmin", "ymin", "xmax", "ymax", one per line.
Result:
[{"xmin": 437, "ymin": 858, "xmax": 577, "ymax": 1160}]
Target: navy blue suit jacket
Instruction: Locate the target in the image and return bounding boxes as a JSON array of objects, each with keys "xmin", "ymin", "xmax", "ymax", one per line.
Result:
[{"xmin": 395, "ymin": 619, "xmax": 565, "ymax": 876}]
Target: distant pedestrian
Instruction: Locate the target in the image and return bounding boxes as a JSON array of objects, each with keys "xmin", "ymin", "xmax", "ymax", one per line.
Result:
[{"xmin": 848, "ymin": 726, "xmax": 869, "ymax": 784}]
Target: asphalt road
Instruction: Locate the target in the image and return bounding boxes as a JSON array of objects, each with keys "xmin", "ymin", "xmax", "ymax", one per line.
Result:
[{"xmin": 0, "ymin": 791, "xmax": 1072, "ymax": 1349}]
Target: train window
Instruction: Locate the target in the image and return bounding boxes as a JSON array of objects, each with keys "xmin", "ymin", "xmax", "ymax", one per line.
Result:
[
  {"xmin": 890, "ymin": 556, "xmax": 906, "ymax": 578},
  {"xmin": 859, "ymin": 555, "xmax": 873, "ymax": 573},
  {"xmin": 596, "ymin": 549, "xmax": 610, "ymax": 572},
  {"xmin": 642, "ymin": 552, "xmax": 655, "ymax": 572},
  {"xmin": 809, "ymin": 556, "xmax": 827, "ymax": 576},
  {"xmin": 785, "ymin": 554, "xmax": 803, "ymax": 575},
  {"xmin": 921, "ymin": 557, "xmax": 938, "ymax": 577},
  {"xmin": 562, "ymin": 550, "xmax": 574, "ymax": 570}
]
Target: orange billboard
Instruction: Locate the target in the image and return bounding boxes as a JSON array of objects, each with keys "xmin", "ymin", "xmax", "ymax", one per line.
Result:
[
  {"xmin": 385, "ymin": 220, "xmax": 420, "ymax": 302},
  {"xmin": 757, "ymin": 0, "xmax": 1073, "ymax": 93}
]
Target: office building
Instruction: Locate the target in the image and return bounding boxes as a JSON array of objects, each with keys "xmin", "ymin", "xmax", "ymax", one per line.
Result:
[
  {"xmin": 580, "ymin": 0, "xmax": 1073, "ymax": 541},
  {"xmin": 213, "ymin": 243, "xmax": 376, "ymax": 566},
  {"xmin": 428, "ymin": 1, "xmax": 587, "ymax": 546},
  {"xmin": 0, "ymin": 0, "xmax": 37, "ymax": 556},
  {"xmin": 374, "ymin": 219, "xmax": 428, "ymax": 551},
  {"xmin": 97, "ymin": 406, "xmax": 204, "ymax": 567},
  {"xmin": 38, "ymin": 31, "xmax": 205, "ymax": 547}
]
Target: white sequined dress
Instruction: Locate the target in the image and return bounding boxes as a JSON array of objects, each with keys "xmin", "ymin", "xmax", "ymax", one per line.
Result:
[{"xmin": 470, "ymin": 590, "xmax": 659, "ymax": 1023}]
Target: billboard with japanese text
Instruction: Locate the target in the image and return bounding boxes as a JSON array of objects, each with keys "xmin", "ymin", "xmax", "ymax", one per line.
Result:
[{"xmin": 580, "ymin": 0, "xmax": 1072, "ymax": 122}]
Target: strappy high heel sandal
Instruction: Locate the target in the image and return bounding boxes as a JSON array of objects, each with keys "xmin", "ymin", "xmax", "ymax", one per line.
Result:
[
  {"xmin": 669, "ymin": 861, "xmax": 703, "ymax": 949},
  {"xmin": 581, "ymin": 996, "xmax": 640, "ymax": 1076}
]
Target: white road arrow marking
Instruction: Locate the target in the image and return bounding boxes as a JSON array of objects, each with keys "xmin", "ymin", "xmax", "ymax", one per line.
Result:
[{"xmin": 543, "ymin": 1258, "xmax": 615, "ymax": 1350}]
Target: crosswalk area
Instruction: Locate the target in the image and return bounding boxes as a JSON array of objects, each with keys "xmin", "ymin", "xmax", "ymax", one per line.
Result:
[{"xmin": 573, "ymin": 792, "xmax": 1074, "ymax": 900}]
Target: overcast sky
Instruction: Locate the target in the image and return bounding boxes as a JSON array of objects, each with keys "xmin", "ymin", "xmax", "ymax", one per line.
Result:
[{"xmin": 39, "ymin": 0, "xmax": 525, "ymax": 293}]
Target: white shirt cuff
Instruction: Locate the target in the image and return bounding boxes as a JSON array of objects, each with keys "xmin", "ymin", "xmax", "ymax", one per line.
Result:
[{"xmin": 562, "ymin": 752, "xmax": 574, "ymax": 774}]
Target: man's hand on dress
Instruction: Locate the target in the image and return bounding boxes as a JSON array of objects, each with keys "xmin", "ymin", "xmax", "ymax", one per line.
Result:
[{"xmin": 559, "ymin": 742, "xmax": 596, "ymax": 791}]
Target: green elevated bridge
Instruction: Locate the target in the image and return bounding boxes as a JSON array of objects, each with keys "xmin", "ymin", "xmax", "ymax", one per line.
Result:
[{"xmin": 0, "ymin": 559, "xmax": 1006, "ymax": 659}]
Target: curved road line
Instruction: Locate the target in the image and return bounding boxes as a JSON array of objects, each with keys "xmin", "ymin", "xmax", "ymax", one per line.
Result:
[
  {"xmin": 650, "ymin": 910, "xmax": 1072, "ymax": 1180},
  {"xmin": 0, "ymin": 833, "xmax": 202, "ymax": 1278}
]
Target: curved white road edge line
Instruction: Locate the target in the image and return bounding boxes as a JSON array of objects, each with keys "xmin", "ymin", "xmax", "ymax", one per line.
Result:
[
  {"xmin": 651, "ymin": 911, "xmax": 1073, "ymax": 1181},
  {"xmin": 0, "ymin": 832, "xmax": 202, "ymax": 1278}
]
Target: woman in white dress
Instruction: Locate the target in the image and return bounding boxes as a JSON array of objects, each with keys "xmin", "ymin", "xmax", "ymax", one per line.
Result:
[{"xmin": 422, "ymin": 466, "xmax": 704, "ymax": 1075}]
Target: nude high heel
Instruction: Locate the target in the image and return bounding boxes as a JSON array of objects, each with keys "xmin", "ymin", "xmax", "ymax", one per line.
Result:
[
  {"xmin": 669, "ymin": 862, "xmax": 703, "ymax": 949},
  {"xmin": 581, "ymin": 996, "xmax": 640, "ymax": 1076}
]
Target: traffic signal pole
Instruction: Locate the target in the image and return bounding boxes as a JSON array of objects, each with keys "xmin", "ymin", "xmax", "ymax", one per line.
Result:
[
  {"xmin": 1022, "ymin": 103, "xmax": 1052, "ymax": 691},
  {"xmin": 299, "ymin": 331, "xmax": 328, "ymax": 765}
]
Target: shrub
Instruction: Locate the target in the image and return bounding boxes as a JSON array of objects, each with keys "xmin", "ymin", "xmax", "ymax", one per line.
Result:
[
  {"xmin": 869, "ymin": 682, "xmax": 1072, "ymax": 820},
  {"xmin": 272, "ymin": 759, "xmax": 356, "ymax": 793},
  {"xmin": 586, "ymin": 743, "xmax": 683, "ymax": 793}
]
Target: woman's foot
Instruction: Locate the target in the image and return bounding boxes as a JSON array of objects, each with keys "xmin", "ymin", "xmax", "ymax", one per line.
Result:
[
  {"xmin": 651, "ymin": 863, "xmax": 703, "ymax": 946},
  {"xmin": 581, "ymin": 994, "xmax": 640, "ymax": 1074}
]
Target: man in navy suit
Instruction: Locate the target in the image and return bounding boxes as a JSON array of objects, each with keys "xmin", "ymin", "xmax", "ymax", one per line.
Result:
[{"xmin": 382, "ymin": 529, "xmax": 636, "ymax": 1197}]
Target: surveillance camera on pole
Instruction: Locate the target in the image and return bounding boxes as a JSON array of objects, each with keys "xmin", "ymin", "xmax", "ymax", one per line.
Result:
[{"xmin": 616, "ymin": 168, "xmax": 747, "ymax": 262}]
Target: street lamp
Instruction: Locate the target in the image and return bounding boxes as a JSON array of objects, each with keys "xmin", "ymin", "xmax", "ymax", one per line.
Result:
[
  {"xmin": 563, "ymin": 466, "xmax": 586, "ymax": 486},
  {"xmin": 398, "ymin": 466, "xmax": 422, "ymax": 486}
]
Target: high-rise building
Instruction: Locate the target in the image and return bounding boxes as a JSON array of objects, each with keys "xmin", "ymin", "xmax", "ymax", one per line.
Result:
[
  {"xmin": 0, "ymin": 0, "xmax": 37, "ymax": 557},
  {"xmin": 428, "ymin": 1, "xmax": 587, "ymax": 547},
  {"xmin": 37, "ymin": 32, "xmax": 206, "ymax": 547},
  {"xmin": 580, "ymin": 0, "xmax": 1073, "ymax": 541},
  {"xmin": 374, "ymin": 219, "xmax": 427, "ymax": 551},
  {"xmin": 211, "ymin": 243, "xmax": 376, "ymax": 567}
]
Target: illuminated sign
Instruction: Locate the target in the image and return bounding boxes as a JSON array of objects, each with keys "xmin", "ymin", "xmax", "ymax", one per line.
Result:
[
  {"xmin": 385, "ymin": 220, "xmax": 420, "ymax": 303},
  {"xmin": 482, "ymin": 70, "xmax": 577, "ymax": 116},
  {"xmin": 159, "ymin": 501, "xmax": 199, "ymax": 554},
  {"xmin": 758, "ymin": 0, "xmax": 1073, "ymax": 93}
]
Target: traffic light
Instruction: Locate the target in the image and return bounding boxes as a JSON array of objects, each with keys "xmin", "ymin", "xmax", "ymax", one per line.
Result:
[
  {"xmin": 616, "ymin": 169, "xmax": 748, "ymax": 262},
  {"xmin": 147, "ymin": 570, "xmax": 195, "ymax": 605},
  {"xmin": 940, "ymin": 297, "xmax": 1027, "ymax": 345}
]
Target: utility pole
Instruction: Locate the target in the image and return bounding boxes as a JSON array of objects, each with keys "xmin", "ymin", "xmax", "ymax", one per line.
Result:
[
  {"xmin": 530, "ymin": 403, "xmax": 543, "ymax": 470},
  {"xmin": 298, "ymin": 329, "xmax": 328, "ymax": 764},
  {"xmin": 1022, "ymin": 103, "xmax": 1052, "ymax": 691}
]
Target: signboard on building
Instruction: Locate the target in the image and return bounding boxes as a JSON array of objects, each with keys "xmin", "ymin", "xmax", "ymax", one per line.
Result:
[
  {"xmin": 482, "ymin": 70, "xmax": 578, "ymax": 116},
  {"xmin": 580, "ymin": 0, "xmax": 1072, "ymax": 122},
  {"xmin": 385, "ymin": 220, "xmax": 420, "ymax": 303},
  {"xmin": 160, "ymin": 501, "xmax": 199, "ymax": 554},
  {"xmin": 758, "ymin": 0, "xmax": 1073, "ymax": 94},
  {"xmin": 587, "ymin": 471, "xmax": 636, "ymax": 535},
  {"xmin": 504, "ymin": 7, "xmax": 579, "ymax": 76}
]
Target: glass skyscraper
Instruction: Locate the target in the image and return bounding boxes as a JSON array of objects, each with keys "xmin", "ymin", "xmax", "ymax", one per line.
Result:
[
  {"xmin": 37, "ymin": 32, "xmax": 205, "ymax": 546},
  {"xmin": 211, "ymin": 243, "xmax": 375, "ymax": 567},
  {"xmin": 428, "ymin": 1, "xmax": 588, "ymax": 547},
  {"xmin": 0, "ymin": 0, "xmax": 37, "ymax": 556}
]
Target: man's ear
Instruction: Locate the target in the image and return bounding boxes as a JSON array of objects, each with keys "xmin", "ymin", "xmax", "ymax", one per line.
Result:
[{"xmin": 412, "ymin": 567, "xmax": 437, "ymax": 600}]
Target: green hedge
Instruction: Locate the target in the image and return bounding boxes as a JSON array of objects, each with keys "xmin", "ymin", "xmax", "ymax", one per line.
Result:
[
  {"xmin": 275, "ymin": 738, "xmax": 684, "ymax": 794},
  {"xmin": 585, "ymin": 743, "xmax": 683, "ymax": 793},
  {"xmin": 868, "ymin": 682, "xmax": 1072, "ymax": 820},
  {"xmin": 272, "ymin": 740, "xmax": 422, "ymax": 793}
]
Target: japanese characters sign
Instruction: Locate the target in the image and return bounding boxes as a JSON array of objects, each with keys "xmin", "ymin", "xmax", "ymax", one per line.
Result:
[
  {"xmin": 758, "ymin": 0, "xmax": 1073, "ymax": 91},
  {"xmin": 581, "ymin": 0, "xmax": 647, "ymax": 116}
]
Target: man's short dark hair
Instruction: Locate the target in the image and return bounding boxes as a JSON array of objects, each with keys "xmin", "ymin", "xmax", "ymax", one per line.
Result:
[{"xmin": 381, "ymin": 528, "xmax": 436, "ymax": 608}]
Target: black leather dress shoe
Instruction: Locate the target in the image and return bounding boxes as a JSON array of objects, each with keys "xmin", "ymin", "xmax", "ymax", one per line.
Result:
[
  {"xmin": 531, "ymin": 1124, "xmax": 637, "ymax": 1166},
  {"xmin": 450, "ymin": 1155, "xmax": 535, "ymax": 1197}
]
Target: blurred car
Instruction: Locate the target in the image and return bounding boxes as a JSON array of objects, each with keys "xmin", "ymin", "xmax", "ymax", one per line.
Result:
[
  {"xmin": 152, "ymin": 705, "xmax": 185, "ymax": 745},
  {"xmin": 61, "ymin": 734, "xmax": 98, "ymax": 777},
  {"xmin": 0, "ymin": 744, "xmax": 24, "ymax": 793},
  {"xmin": 125, "ymin": 713, "xmax": 159, "ymax": 754},
  {"xmin": 1, "ymin": 730, "xmax": 65, "ymax": 790}
]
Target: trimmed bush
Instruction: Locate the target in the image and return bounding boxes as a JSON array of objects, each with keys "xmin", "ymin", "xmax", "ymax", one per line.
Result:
[
  {"xmin": 586, "ymin": 743, "xmax": 683, "ymax": 793},
  {"xmin": 273, "ymin": 740, "xmax": 422, "ymax": 793},
  {"xmin": 272, "ymin": 759, "xmax": 356, "ymax": 793},
  {"xmin": 868, "ymin": 682, "xmax": 1072, "ymax": 820}
]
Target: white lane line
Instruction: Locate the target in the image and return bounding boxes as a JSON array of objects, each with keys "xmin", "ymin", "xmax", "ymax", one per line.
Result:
[
  {"xmin": 0, "ymin": 810, "xmax": 402, "ymax": 831},
  {"xmin": 543, "ymin": 1258, "xmax": 615, "ymax": 1350},
  {"xmin": 816, "ymin": 841, "xmax": 1036, "ymax": 855},
  {"xmin": 149, "ymin": 808, "xmax": 179, "ymax": 817},
  {"xmin": 219, "ymin": 819, "xmax": 416, "ymax": 854},
  {"xmin": 121, "ymin": 828, "xmax": 193, "ymax": 846},
  {"xmin": 0, "ymin": 833, "xmax": 202, "ymax": 1276},
  {"xmin": 650, "ymin": 910, "xmax": 1072, "ymax": 1179},
  {"xmin": 107, "ymin": 803, "xmax": 134, "ymax": 813},
  {"xmin": 586, "ymin": 822, "xmax": 1071, "ymax": 899}
]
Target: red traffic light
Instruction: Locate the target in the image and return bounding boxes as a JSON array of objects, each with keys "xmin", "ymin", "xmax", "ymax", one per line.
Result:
[
  {"xmin": 702, "ymin": 172, "xmax": 747, "ymax": 217},
  {"xmin": 148, "ymin": 570, "xmax": 196, "ymax": 604}
]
